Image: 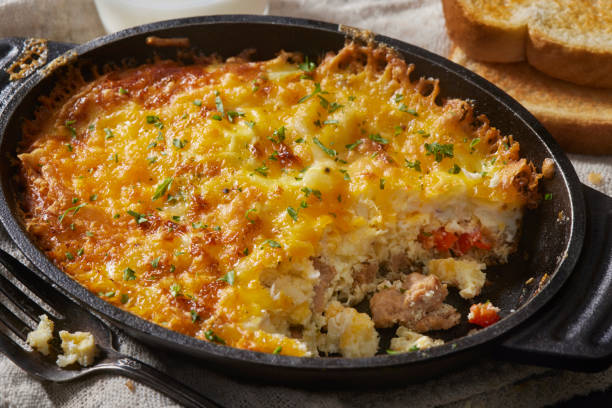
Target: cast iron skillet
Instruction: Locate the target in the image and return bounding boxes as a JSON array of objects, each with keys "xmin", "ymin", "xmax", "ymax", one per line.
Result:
[{"xmin": 0, "ymin": 15, "xmax": 611, "ymax": 386}]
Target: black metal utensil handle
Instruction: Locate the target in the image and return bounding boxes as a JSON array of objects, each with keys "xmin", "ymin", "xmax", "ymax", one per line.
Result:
[{"xmin": 499, "ymin": 184, "xmax": 612, "ymax": 371}]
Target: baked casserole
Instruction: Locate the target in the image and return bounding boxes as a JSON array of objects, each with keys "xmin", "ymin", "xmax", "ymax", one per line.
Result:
[{"xmin": 17, "ymin": 43, "xmax": 542, "ymax": 357}]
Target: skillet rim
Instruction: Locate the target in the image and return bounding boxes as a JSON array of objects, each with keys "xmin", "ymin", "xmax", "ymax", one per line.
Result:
[{"xmin": 0, "ymin": 14, "xmax": 586, "ymax": 370}]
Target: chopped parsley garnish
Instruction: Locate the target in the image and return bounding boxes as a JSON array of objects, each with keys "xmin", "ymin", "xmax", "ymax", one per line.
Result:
[
  {"xmin": 120, "ymin": 294, "xmax": 129, "ymax": 304},
  {"xmin": 65, "ymin": 120, "xmax": 77, "ymax": 137},
  {"xmin": 298, "ymin": 82, "xmax": 327, "ymax": 104},
  {"xmin": 345, "ymin": 140, "xmax": 363, "ymax": 150},
  {"xmin": 300, "ymin": 201, "xmax": 308, "ymax": 208},
  {"xmin": 192, "ymin": 222, "xmax": 208, "ymax": 229},
  {"xmin": 287, "ymin": 207, "xmax": 298, "ymax": 221},
  {"xmin": 245, "ymin": 208, "xmax": 257, "ymax": 224},
  {"xmin": 66, "ymin": 144, "xmax": 73, "ymax": 152},
  {"xmin": 313, "ymin": 137, "xmax": 337, "ymax": 157},
  {"xmin": 172, "ymin": 215, "xmax": 181, "ymax": 222},
  {"xmin": 99, "ymin": 291, "xmax": 115, "ymax": 297},
  {"xmin": 89, "ymin": 194, "xmax": 97, "ymax": 202},
  {"xmin": 298, "ymin": 56, "xmax": 316, "ymax": 72},
  {"xmin": 339, "ymin": 169, "xmax": 351, "ymax": 181},
  {"xmin": 245, "ymin": 120, "xmax": 255, "ymax": 128},
  {"xmin": 218, "ymin": 270, "xmax": 235, "ymax": 286},
  {"xmin": 86, "ymin": 231, "xmax": 94, "ymax": 237},
  {"xmin": 123, "ymin": 268, "xmax": 136, "ymax": 281},
  {"xmin": 317, "ymin": 95, "xmax": 343, "ymax": 113},
  {"xmin": 193, "ymin": 99, "xmax": 202, "ymax": 106},
  {"xmin": 394, "ymin": 126, "xmax": 403, "ymax": 136},
  {"xmin": 273, "ymin": 346, "xmax": 282, "ymax": 354},
  {"xmin": 368, "ymin": 133, "xmax": 389, "ymax": 145},
  {"xmin": 544, "ymin": 193, "xmax": 553, "ymax": 201},
  {"xmin": 470, "ymin": 138, "xmax": 481, "ymax": 150},
  {"xmin": 408, "ymin": 345, "xmax": 420, "ymax": 352},
  {"xmin": 173, "ymin": 139, "xmax": 187, "ymax": 149},
  {"xmin": 146, "ymin": 115, "xmax": 163, "ymax": 129},
  {"xmin": 151, "ymin": 257, "xmax": 160, "ymax": 268},
  {"xmin": 394, "ymin": 93, "xmax": 404, "ymax": 103},
  {"xmin": 204, "ymin": 330, "xmax": 225, "ymax": 344},
  {"xmin": 113, "ymin": 213, "xmax": 120, "ymax": 219},
  {"xmin": 416, "ymin": 129, "xmax": 430, "ymax": 138},
  {"xmin": 213, "ymin": 226, "xmax": 221, "ymax": 231},
  {"xmin": 119, "ymin": 87, "xmax": 128, "ymax": 95},
  {"xmin": 104, "ymin": 128, "xmax": 114, "ymax": 139},
  {"xmin": 72, "ymin": 197, "xmax": 78, "ymax": 204},
  {"xmin": 399, "ymin": 104, "xmax": 418, "ymax": 116},
  {"xmin": 152, "ymin": 177, "xmax": 173, "ymax": 200},
  {"xmin": 404, "ymin": 159, "xmax": 422, "ymax": 172},
  {"xmin": 170, "ymin": 283, "xmax": 181, "ymax": 297},
  {"xmin": 386, "ymin": 349, "xmax": 399, "ymax": 355},
  {"xmin": 190, "ymin": 310, "xmax": 199, "ymax": 323},
  {"xmin": 227, "ymin": 111, "xmax": 245, "ymax": 123},
  {"xmin": 380, "ymin": 178, "xmax": 386, "ymax": 189},
  {"xmin": 270, "ymin": 126, "xmax": 286, "ymax": 143},
  {"xmin": 348, "ymin": 95, "xmax": 356, "ymax": 101},
  {"xmin": 323, "ymin": 119, "xmax": 339, "ymax": 125},
  {"xmin": 449, "ymin": 164, "xmax": 461, "ymax": 174},
  {"xmin": 127, "ymin": 210, "xmax": 147, "ymax": 224},
  {"xmin": 169, "ymin": 264, "xmax": 176, "ymax": 273},
  {"xmin": 58, "ymin": 203, "xmax": 86, "ymax": 224},
  {"xmin": 147, "ymin": 156, "xmax": 157, "ymax": 164},
  {"xmin": 77, "ymin": 248, "xmax": 84, "ymax": 256},
  {"xmin": 425, "ymin": 142, "xmax": 454, "ymax": 162},
  {"xmin": 214, "ymin": 91, "xmax": 224, "ymax": 115},
  {"xmin": 263, "ymin": 239, "xmax": 281, "ymax": 248},
  {"xmin": 254, "ymin": 164, "xmax": 269, "ymax": 177},
  {"xmin": 212, "ymin": 114, "xmax": 222, "ymax": 121},
  {"xmin": 65, "ymin": 251, "xmax": 74, "ymax": 261},
  {"xmin": 295, "ymin": 137, "xmax": 305, "ymax": 143},
  {"xmin": 301, "ymin": 187, "xmax": 322, "ymax": 200}
]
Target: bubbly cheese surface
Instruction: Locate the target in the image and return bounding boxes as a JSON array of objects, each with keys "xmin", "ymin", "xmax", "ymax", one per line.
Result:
[{"xmin": 18, "ymin": 43, "xmax": 540, "ymax": 357}]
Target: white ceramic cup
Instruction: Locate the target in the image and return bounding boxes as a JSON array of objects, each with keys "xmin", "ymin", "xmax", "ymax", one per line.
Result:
[{"xmin": 94, "ymin": 0, "xmax": 270, "ymax": 33}]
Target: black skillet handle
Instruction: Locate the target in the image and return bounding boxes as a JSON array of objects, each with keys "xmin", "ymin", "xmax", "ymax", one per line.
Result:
[
  {"xmin": 0, "ymin": 37, "xmax": 75, "ymax": 108},
  {"xmin": 498, "ymin": 184, "xmax": 612, "ymax": 371}
]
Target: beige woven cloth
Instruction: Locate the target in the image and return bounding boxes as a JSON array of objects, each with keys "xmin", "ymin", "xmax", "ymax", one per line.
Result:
[{"xmin": 1, "ymin": 0, "xmax": 612, "ymax": 406}]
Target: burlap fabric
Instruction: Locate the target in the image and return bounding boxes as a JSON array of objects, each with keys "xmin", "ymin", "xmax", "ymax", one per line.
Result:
[{"xmin": 1, "ymin": 0, "xmax": 611, "ymax": 406}]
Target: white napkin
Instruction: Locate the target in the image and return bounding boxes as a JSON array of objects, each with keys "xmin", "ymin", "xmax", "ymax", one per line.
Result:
[{"xmin": 1, "ymin": 1, "xmax": 611, "ymax": 407}]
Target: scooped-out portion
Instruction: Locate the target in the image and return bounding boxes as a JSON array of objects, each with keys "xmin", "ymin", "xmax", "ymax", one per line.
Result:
[{"xmin": 17, "ymin": 42, "xmax": 542, "ymax": 357}]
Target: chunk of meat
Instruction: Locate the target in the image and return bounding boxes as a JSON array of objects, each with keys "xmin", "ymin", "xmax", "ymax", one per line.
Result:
[
  {"xmin": 369, "ymin": 273, "xmax": 460, "ymax": 331},
  {"xmin": 353, "ymin": 262, "xmax": 378, "ymax": 286},
  {"xmin": 312, "ymin": 258, "xmax": 336, "ymax": 313}
]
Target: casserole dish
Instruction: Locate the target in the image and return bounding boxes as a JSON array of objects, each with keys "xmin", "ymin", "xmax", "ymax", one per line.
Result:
[{"xmin": 0, "ymin": 15, "xmax": 610, "ymax": 385}]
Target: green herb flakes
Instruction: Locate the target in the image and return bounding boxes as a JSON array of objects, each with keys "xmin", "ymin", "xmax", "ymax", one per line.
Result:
[
  {"xmin": 273, "ymin": 346, "xmax": 282, "ymax": 354},
  {"xmin": 404, "ymin": 159, "xmax": 422, "ymax": 172},
  {"xmin": 193, "ymin": 99, "xmax": 202, "ymax": 107},
  {"xmin": 218, "ymin": 270, "xmax": 235, "ymax": 286},
  {"xmin": 190, "ymin": 310, "xmax": 199, "ymax": 323},
  {"xmin": 287, "ymin": 207, "xmax": 298, "ymax": 221},
  {"xmin": 127, "ymin": 210, "xmax": 147, "ymax": 224},
  {"xmin": 152, "ymin": 177, "xmax": 173, "ymax": 200},
  {"xmin": 170, "ymin": 283, "xmax": 181, "ymax": 297},
  {"xmin": 123, "ymin": 268, "xmax": 136, "ymax": 281},
  {"xmin": 58, "ymin": 203, "xmax": 87, "ymax": 224},
  {"xmin": 264, "ymin": 240, "xmax": 281, "ymax": 248},
  {"xmin": 368, "ymin": 133, "xmax": 389, "ymax": 145},
  {"xmin": 313, "ymin": 137, "xmax": 337, "ymax": 157},
  {"xmin": 65, "ymin": 252, "xmax": 74, "ymax": 261},
  {"xmin": 346, "ymin": 140, "xmax": 363, "ymax": 150},
  {"xmin": 424, "ymin": 142, "xmax": 454, "ymax": 162},
  {"xmin": 204, "ymin": 330, "xmax": 225, "ymax": 344}
]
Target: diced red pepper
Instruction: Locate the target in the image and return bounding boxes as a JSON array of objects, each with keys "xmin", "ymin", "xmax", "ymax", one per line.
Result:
[
  {"xmin": 433, "ymin": 228, "xmax": 458, "ymax": 252},
  {"xmin": 468, "ymin": 302, "xmax": 500, "ymax": 327}
]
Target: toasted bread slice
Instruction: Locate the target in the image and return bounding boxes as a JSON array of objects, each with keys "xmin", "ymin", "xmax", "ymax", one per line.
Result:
[
  {"xmin": 442, "ymin": 0, "xmax": 612, "ymax": 88},
  {"xmin": 450, "ymin": 46, "xmax": 612, "ymax": 154}
]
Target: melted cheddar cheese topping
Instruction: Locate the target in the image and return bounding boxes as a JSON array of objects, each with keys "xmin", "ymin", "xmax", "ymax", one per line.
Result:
[{"xmin": 18, "ymin": 44, "xmax": 540, "ymax": 356}]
